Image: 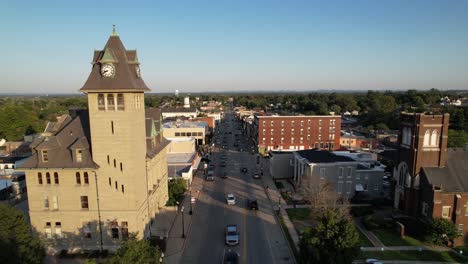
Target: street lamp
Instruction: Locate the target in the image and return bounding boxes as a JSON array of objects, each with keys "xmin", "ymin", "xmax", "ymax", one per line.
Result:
[
  {"xmin": 181, "ymin": 206, "xmax": 185, "ymax": 238},
  {"xmin": 159, "ymin": 252, "xmax": 164, "ymax": 263}
]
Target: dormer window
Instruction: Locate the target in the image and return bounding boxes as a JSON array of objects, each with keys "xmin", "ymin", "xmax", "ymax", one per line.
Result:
[
  {"xmin": 76, "ymin": 149, "xmax": 83, "ymax": 163},
  {"xmin": 42, "ymin": 150, "xmax": 49, "ymax": 162}
]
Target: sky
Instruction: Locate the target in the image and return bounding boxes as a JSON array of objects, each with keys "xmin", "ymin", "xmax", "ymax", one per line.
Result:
[{"xmin": 1, "ymin": 0, "xmax": 468, "ymax": 94}]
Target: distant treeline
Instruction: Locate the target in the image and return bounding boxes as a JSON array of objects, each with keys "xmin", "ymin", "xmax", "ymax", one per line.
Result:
[{"xmin": 0, "ymin": 89, "xmax": 466, "ymax": 147}]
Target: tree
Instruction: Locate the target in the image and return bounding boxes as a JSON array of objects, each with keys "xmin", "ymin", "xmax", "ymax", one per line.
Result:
[
  {"xmin": 425, "ymin": 218, "xmax": 460, "ymax": 246},
  {"xmin": 166, "ymin": 178, "xmax": 187, "ymax": 206},
  {"xmin": 0, "ymin": 204, "xmax": 45, "ymax": 264},
  {"xmin": 105, "ymin": 235, "xmax": 163, "ymax": 264},
  {"xmin": 298, "ymin": 209, "xmax": 360, "ymax": 264},
  {"xmin": 448, "ymin": 130, "xmax": 468, "ymax": 148}
]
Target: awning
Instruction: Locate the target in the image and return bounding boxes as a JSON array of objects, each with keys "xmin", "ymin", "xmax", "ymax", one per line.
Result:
[{"xmin": 355, "ymin": 184, "xmax": 364, "ymax": 192}]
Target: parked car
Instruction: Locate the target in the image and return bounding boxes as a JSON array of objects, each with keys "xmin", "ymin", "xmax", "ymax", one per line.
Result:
[
  {"xmin": 226, "ymin": 194, "xmax": 236, "ymax": 205},
  {"xmin": 241, "ymin": 167, "xmax": 248, "ymax": 173},
  {"xmin": 205, "ymin": 170, "xmax": 215, "ymax": 181},
  {"xmin": 247, "ymin": 199, "xmax": 258, "ymax": 210},
  {"xmin": 220, "ymin": 171, "xmax": 227, "ymax": 179},
  {"xmin": 252, "ymin": 173, "xmax": 260, "ymax": 179},
  {"xmin": 225, "ymin": 225, "xmax": 239, "ymax": 245}
]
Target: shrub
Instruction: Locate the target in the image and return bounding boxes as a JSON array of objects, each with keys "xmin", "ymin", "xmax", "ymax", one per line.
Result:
[{"xmin": 166, "ymin": 178, "xmax": 187, "ymax": 206}]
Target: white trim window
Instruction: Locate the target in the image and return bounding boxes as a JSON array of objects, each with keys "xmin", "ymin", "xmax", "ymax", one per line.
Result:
[{"xmin": 442, "ymin": 206, "xmax": 451, "ymax": 219}]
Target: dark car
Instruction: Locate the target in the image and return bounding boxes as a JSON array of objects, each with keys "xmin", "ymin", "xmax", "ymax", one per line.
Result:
[
  {"xmin": 222, "ymin": 249, "xmax": 239, "ymax": 264},
  {"xmin": 247, "ymin": 199, "xmax": 258, "ymax": 210},
  {"xmin": 241, "ymin": 167, "xmax": 248, "ymax": 173},
  {"xmin": 220, "ymin": 171, "xmax": 227, "ymax": 179},
  {"xmin": 220, "ymin": 161, "xmax": 227, "ymax": 167}
]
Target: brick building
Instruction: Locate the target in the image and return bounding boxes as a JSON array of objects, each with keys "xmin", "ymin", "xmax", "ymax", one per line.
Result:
[
  {"xmin": 393, "ymin": 112, "xmax": 468, "ymax": 245},
  {"xmin": 394, "ymin": 112, "xmax": 449, "ymax": 214},
  {"xmin": 245, "ymin": 115, "xmax": 341, "ymax": 155}
]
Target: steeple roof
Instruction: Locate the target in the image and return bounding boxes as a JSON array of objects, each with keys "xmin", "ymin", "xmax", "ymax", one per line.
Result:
[{"xmin": 80, "ymin": 27, "xmax": 150, "ymax": 93}]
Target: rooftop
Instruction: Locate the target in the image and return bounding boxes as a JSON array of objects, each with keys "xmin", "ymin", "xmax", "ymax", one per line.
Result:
[{"xmin": 296, "ymin": 149, "xmax": 355, "ymax": 163}]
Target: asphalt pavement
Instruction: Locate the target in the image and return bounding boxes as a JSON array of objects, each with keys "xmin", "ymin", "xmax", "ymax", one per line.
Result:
[{"xmin": 165, "ymin": 111, "xmax": 295, "ymax": 264}]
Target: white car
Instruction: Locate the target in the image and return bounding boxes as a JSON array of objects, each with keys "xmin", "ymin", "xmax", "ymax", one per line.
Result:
[{"xmin": 226, "ymin": 194, "xmax": 236, "ymax": 205}]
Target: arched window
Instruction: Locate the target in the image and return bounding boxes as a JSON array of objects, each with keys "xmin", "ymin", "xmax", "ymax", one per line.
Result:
[
  {"xmin": 423, "ymin": 130, "xmax": 431, "ymax": 146},
  {"xmin": 406, "ymin": 128, "xmax": 412, "ymax": 145},
  {"xmin": 76, "ymin": 172, "xmax": 81, "ymax": 185},
  {"xmin": 38, "ymin": 172, "xmax": 43, "ymax": 184},
  {"xmin": 431, "ymin": 130, "xmax": 438, "ymax": 147},
  {"xmin": 402, "ymin": 127, "xmax": 410, "ymax": 145}
]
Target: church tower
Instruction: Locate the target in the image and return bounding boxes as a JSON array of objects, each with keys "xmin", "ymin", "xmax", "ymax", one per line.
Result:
[
  {"xmin": 394, "ymin": 112, "xmax": 450, "ymax": 214},
  {"xmin": 80, "ymin": 27, "xmax": 152, "ymax": 241}
]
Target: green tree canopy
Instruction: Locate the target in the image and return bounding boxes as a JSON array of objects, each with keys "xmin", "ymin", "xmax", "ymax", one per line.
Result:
[
  {"xmin": 166, "ymin": 178, "xmax": 187, "ymax": 206},
  {"xmin": 298, "ymin": 209, "xmax": 360, "ymax": 264},
  {"xmin": 105, "ymin": 236, "xmax": 162, "ymax": 264},
  {"xmin": 425, "ymin": 218, "xmax": 460, "ymax": 246},
  {"xmin": 0, "ymin": 204, "xmax": 45, "ymax": 264}
]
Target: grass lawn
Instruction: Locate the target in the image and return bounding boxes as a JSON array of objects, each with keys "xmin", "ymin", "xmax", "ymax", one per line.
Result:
[
  {"xmin": 358, "ymin": 230, "xmax": 374, "ymax": 247},
  {"xmin": 362, "ymin": 250, "xmax": 468, "ymax": 262},
  {"xmin": 454, "ymin": 246, "xmax": 468, "ymax": 257},
  {"xmin": 286, "ymin": 208, "xmax": 311, "ymax": 221},
  {"xmin": 372, "ymin": 228, "xmax": 424, "ymax": 246}
]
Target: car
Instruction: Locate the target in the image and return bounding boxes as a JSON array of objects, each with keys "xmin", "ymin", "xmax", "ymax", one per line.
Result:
[
  {"xmin": 205, "ymin": 170, "xmax": 215, "ymax": 181},
  {"xmin": 252, "ymin": 173, "xmax": 260, "ymax": 179},
  {"xmin": 220, "ymin": 161, "xmax": 227, "ymax": 167},
  {"xmin": 222, "ymin": 249, "xmax": 239, "ymax": 264},
  {"xmin": 238, "ymin": 148, "xmax": 243, "ymax": 152},
  {"xmin": 225, "ymin": 225, "xmax": 239, "ymax": 245},
  {"xmin": 209, "ymin": 164, "xmax": 215, "ymax": 168},
  {"xmin": 226, "ymin": 194, "xmax": 236, "ymax": 205},
  {"xmin": 366, "ymin": 259, "xmax": 383, "ymax": 264},
  {"xmin": 247, "ymin": 199, "xmax": 258, "ymax": 210},
  {"xmin": 220, "ymin": 171, "xmax": 227, "ymax": 179},
  {"xmin": 220, "ymin": 155, "xmax": 227, "ymax": 160},
  {"xmin": 241, "ymin": 167, "xmax": 248, "ymax": 173}
]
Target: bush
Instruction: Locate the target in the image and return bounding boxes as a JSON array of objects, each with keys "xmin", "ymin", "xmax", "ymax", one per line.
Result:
[{"xmin": 424, "ymin": 218, "xmax": 460, "ymax": 246}]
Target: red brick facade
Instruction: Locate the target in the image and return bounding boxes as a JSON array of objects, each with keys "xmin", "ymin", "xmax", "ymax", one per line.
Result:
[{"xmin": 256, "ymin": 116, "xmax": 341, "ymax": 151}]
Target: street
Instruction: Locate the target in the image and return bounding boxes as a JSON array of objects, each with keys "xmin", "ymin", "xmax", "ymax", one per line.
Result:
[{"xmin": 178, "ymin": 111, "xmax": 294, "ymax": 264}]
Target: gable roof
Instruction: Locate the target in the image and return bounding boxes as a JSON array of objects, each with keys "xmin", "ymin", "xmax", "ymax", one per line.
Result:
[
  {"xmin": 19, "ymin": 110, "xmax": 97, "ymax": 169},
  {"xmin": 80, "ymin": 33, "xmax": 150, "ymax": 93},
  {"xmin": 423, "ymin": 149, "xmax": 468, "ymax": 192},
  {"xmin": 296, "ymin": 149, "xmax": 355, "ymax": 163}
]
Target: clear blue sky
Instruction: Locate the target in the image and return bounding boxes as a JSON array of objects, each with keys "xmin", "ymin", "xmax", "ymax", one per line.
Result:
[{"xmin": 1, "ymin": 0, "xmax": 467, "ymax": 94}]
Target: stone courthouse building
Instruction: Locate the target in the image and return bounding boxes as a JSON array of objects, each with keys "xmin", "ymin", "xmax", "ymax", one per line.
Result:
[{"xmin": 19, "ymin": 28, "xmax": 170, "ymax": 252}]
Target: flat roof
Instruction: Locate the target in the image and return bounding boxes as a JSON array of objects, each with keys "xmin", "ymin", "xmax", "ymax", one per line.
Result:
[{"xmin": 167, "ymin": 153, "xmax": 196, "ymax": 164}]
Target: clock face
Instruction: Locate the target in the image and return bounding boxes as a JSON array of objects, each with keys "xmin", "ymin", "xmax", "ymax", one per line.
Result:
[
  {"xmin": 101, "ymin": 64, "xmax": 115, "ymax": 78},
  {"xmin": 136, "ymin": 65, "xmax": 141, "ymax": 78}
]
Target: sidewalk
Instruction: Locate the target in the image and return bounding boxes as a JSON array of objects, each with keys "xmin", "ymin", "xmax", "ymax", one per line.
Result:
[
  {"xmin": 163, "ymin": 168, "xmax": 204, "ymax": 264},
  {"xmin": 360, "ymin": 245, "xmax": 451, "ymax": 252},
  {"xmin": 261, "ymin": 158, "xmax": 299, "ymax": 260},
  {"xmin": 353, "ymin": 217, "xmax": 385, "ymax": 247}
]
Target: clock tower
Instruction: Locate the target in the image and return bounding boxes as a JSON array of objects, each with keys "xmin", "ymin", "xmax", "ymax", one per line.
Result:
[{"xmin": 80, "ymin": 26, "xmax": 154, "ymax": 241}]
